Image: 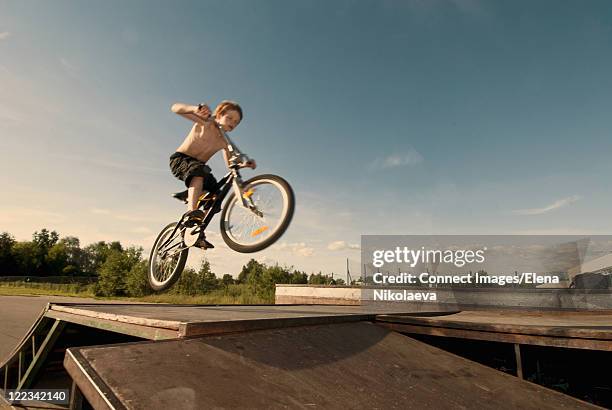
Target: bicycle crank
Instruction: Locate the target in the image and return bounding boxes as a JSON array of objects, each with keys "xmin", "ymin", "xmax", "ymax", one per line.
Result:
[{"xmin": 183, "ymin": 225, "xmax": 202, "ymax": 247}]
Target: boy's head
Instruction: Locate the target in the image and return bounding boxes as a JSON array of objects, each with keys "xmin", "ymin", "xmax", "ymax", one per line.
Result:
[{"xmin": 214, "ymin": 100, "xmax": 242, "ymax": 132}]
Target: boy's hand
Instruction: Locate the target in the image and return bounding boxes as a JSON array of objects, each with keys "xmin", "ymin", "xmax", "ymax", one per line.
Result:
[
  {"xmin": 245, "ymin": 159, "xmax": 257, "ymax": 169},
  {"xmin": 194, "ymin": 104, "xmax": 211, "ymax": 120}
]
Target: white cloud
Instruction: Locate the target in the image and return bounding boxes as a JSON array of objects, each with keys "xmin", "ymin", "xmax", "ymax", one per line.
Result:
[
  {"xmin": 261, "ymin": 256, "xmax": 280, "ymax": 265},
  {"xmin": 274, "ymin": 242, "xmax": 315, "ymax": 257},
  {"xmin": 90, "ymin": 208, "xmax": 111, "ymax": 215},
  {"xmin": 512, "ymin": 195, "xmax": 582, "ymax": 216},
  {"xmin": 114, "ymin": 214, "xmax": 158, "ymax": 223},
  {"xmin": 370, "ymin": 149, "xmax": 424, "ymax": 169},
  {"xmin": 89, "ymin": 208, "xmax": 158, "ymax": 223},
  {"xmin": 130, "ymin": 226, "xmax": 153, "ymax": 234},
  {"xmin": 0, "ymin": 32, "xmax": 11, "ymax": 40},
  {"xmin": 57, "ymin": 154, "xmax": 166, "ymax": 174},
  {"xmin": 327, "ymin": 240, "xmax": 360, "ymax": 251},
  {"xmin": 0, "ymin": 208, "xmax": 65, "ymax": 224},
  {"xmin": 0, "ymin": 106, "xmax": 24, "ymax": 123}
]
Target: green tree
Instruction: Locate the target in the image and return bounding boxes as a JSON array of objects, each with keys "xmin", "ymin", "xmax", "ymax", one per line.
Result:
[
  {"xmin": 0, "ymin": 232, "xmax": 17, "ymax": 275},
  {"xmin": 42, "ymin": 236, "xmax": 85, "ymax": 276},
  {"xmin": 95, "ymin": 247, "xmax": 142, "ymax": 296},
  {"xmin": 46, "ymin": 242, "xmax": 69, "ymax": 275},
  {"xmin": 31, "ymin": 229, "xmax": 60, "ymax": 275},
  {"xmin": 172, "ymin": 267, "xmax": 198, "ymax": 295},
  {"xmin": 289, "ymin": 270, "xmax": 308, "ymax": 284},
  {"xmin": 82, "ymin": 241, "xmax": 123, "ymax": 275},
  {"xmin": 198, "ymin": 259, "xmax": 219, "ymax": 291},
  {"xmin": 126, "ymin": 260, "xmax": 152, "ymax": 297},
  {"xmin": 12, "ymin": 242, "xmax": 40, "ymax": 276},
  {"xmin": 59, "ymin": 236, "xmax": 84, "ymax": 273},
  {"xmin": 308, "ymin": 272, "xmax": 328, "ymax": 285},
  {"xmin": 221, "ymin": 274, "xmax": 235, "ymax": 287},
  {"xmin": 254, "ymin": 264, "xmax": 292, "ymax": 299},
  {"xmin": 237, "ymin": 259, "xmax": 265, "ymax": 284},
  {"xmin": 33, "ymin": 229, "xmax": 59, "ymax": 250},
  {"xmin": 173, "ymin": 259, "xmax": 219, "ymax": 295}
]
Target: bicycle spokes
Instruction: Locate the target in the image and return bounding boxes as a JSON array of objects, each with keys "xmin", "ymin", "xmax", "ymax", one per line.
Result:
[
  {"xmin": 251, "ymin": 226, "xmax": 269, "ymax": 237},
  {"xmin": 225, "ymin": 180, "xmax": 286, "ymax": 246},
  {"xmin": 152, "ymin": 227, "xmax": 184, "ymax": 282},
  {"xmin": 157, "ymin": 226, "xmax": 184, "ymax": 256}
]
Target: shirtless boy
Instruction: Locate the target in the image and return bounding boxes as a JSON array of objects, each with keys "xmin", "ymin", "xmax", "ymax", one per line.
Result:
[{"xmin": 169, "ymin": 101, "xmax": 255, "ymax": 248}]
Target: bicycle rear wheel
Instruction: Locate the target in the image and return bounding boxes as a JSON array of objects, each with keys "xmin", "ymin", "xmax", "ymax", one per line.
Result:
[
  {"xmin": 220, "ymin": 174, "xmax": 294, "ymax": 253},
  {"xmin": 148, "ymin": 222, "xmax": 189, "ymax": 291}
]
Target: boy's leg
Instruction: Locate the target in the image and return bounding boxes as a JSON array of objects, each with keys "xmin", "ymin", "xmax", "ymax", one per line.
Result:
[
  {"xmin": 185, "ymin": 176, "xmax": 214, "ymax": 249},
  {"xmin": 187, "ymin": 176, "xmax": 204, "ymax": 212}
]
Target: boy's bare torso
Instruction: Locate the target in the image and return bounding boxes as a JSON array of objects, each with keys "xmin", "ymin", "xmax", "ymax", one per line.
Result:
[{"xmin": 176, "ymin": 121, "xmax": 226, "ymax": 163}]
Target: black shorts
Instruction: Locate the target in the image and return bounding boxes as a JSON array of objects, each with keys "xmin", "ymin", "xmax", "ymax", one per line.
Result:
[{"xmin": 169, "ymin": 152, "xmax": 218, "ymax": 192}]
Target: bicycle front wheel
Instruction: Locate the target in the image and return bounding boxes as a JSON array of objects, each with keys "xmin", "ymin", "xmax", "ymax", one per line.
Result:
[
  {"xmin": 148, "ymin": 222, "xmax": 189, "ymax": 291},
  {"xmin": 220, "ymin": 174, "xmax": 294, "ymax": 253}
]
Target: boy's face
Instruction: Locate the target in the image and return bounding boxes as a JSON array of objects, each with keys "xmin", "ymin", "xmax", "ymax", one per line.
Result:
[{"xmin": 216, "ymin": 109, "xmax": 241, "ymax": 132}]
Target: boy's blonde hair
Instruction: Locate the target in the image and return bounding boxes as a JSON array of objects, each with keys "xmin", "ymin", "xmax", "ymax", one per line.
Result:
[{"xmin": 214, "ymin": 100, "xmax": 243, "ymax": 121}]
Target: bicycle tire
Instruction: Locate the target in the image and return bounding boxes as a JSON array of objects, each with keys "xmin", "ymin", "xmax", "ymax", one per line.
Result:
[
  {"xmin": 220, "ymin": 174, "xmax": 295, "ymax": 253},
  {"xmin": 148, "ymin": 222, "xmax": 189, "ymax": 291}
]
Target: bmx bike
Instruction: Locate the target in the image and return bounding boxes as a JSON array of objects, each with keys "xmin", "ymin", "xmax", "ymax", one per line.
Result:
[{"xmin": 147, "ymin": 120, "xmax": 295, "ymax": 291}]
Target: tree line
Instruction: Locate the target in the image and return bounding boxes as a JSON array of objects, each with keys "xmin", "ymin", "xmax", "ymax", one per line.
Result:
[
  {"xmin": 0, "ymin": 229, "xmax": 117, "ymax": 276},
  {"xmin": 0, "ymin": 229, "xmax": 345, "ymax": 298}
]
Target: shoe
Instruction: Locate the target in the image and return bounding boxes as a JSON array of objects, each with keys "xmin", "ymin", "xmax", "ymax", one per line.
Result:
[
  {"xmin": 194, "ymin": 236, "xmax": 215, "ymax": 249},
  {"xmin": 184, "ymin": 209, "xmax": 205, "ymax": 227},
  {"xmin": 172, "ymin": 190, "xmax": 188, "ymax": 203}
]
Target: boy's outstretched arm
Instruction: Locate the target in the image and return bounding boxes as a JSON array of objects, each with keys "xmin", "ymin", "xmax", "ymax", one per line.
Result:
[{"xmin": 171, "ymin": 103, "xmax": 211, "ymax": 124}]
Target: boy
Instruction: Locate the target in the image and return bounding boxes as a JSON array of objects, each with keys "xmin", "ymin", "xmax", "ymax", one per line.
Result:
[{"xmin": 169, "ymin": 100, "xmax": 256, "ymax": 249}]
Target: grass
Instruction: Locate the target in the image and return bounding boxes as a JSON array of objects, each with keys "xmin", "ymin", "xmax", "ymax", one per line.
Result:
[
  {"xmin": 136, "ymin": 291, "xmax": 271, "ymax": 305},
  {"xmin": 0, "ymin": 282, "xmax": 95, "ymax": 298},
  {"xmin": 0, "ymin": 281, "xmax": 273, "ymax": 304}
]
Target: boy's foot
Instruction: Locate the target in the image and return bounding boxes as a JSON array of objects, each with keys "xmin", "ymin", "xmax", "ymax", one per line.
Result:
[
  {"xmin": 194, "ymin": 236, "xmax": 215, "ymax": 249},
  {"xmin": 184, "ymin": 209, "xmax": 205, "ymax": 227},
  {"xmin": 172, "ymin": 190, "xmax": 188, "ymax": 203}
]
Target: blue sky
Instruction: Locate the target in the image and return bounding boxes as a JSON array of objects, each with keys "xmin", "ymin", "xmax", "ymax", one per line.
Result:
[{"xmin": 2, "ymin": 0, "xmax": 612, "ymax": 276}]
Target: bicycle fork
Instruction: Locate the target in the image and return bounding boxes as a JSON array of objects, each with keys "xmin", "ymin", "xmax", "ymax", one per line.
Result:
[{"xmin": 233, "ymin": 174, "xmax": 263, "ymax": 217}]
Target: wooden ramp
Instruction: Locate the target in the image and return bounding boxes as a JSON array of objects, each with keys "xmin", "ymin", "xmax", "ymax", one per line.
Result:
[
  {"xmin": 376, "ymin": 309, "xmax": 612, "ymax": 351},
  {"xmin": 43, "ymin": 303, "xmax": 448, "ymax": 339},
  {"xmin": 0, "ymin": 303, "xmax": 449, "ymax": 397},
  {"xmin": 64, "ymin": 322, "xmax": 597, "ymax": 410},
  {"xmin": 2, "ymin": 304, "xmax": 609, "ymax": 408}
]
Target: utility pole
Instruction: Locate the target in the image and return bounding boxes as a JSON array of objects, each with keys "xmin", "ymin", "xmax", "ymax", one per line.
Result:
[{"xmin": 346, "ymin": 258, "xmax": 353, "ymax": 286}]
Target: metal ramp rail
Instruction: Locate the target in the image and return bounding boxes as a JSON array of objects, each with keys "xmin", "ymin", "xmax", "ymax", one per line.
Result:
[{"xmin": 1, "ymin": 304, "xmax": 66, "ymax": 393}]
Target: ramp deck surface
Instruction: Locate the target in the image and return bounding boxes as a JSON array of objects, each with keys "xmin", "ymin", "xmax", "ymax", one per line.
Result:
[
  {"xmin": 377, "ymin": 309, "xmax": 612, "ymax": 350},
  {"xmin": 43, "ymin": 303, "xmax": 448, "ymax": 340},
  {"xmin": 64, "ymin": 321, "xmax": 597, "ymax": 410}
]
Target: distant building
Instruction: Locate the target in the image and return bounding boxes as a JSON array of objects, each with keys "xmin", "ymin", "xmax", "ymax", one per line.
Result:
[
  {"xmin": 574, "ymin": 253, "xmax": 612, "ymax": 275},
  {"xmin": 536, "ymin": 253, "xmax": 612, "ymax": 289}
]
